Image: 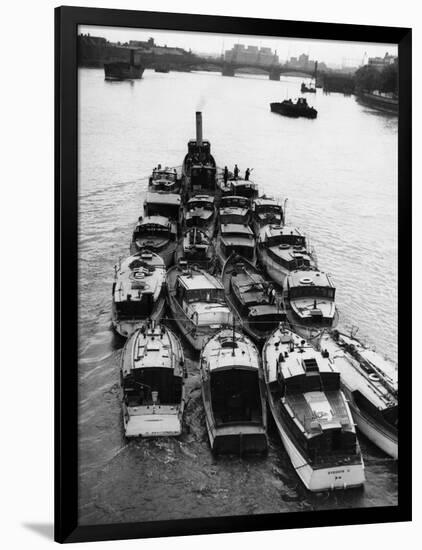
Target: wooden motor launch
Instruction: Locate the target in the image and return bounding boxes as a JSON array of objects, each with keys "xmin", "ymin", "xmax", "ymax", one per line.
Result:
[
  {"xmin": 201, "ymin": 328, "xmax": 268, "ymax": 455},
  {"xmin": 262, "ymin": 325, "xmax": 365, "ymax": 491},
  {"xmin": 120, "ymin": 322, "xmax": 186, "ymax": 438}
]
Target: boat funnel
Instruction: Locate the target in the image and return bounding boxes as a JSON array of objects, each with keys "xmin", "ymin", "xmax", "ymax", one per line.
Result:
[{"xmin": 196, "ymin": 111, "xmax": 203, "ymax": 146}]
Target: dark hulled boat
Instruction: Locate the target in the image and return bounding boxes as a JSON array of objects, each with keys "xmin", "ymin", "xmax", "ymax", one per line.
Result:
[
  {"xmin": 182, "ymin": 112, "xmax": 217, "ymax": 198},
  {"xmin": 120, "ymin": 322, "xmax": 186, "ymax": 438},
  {"xmin": 270, "ymin": 98, "xmax": 317, "ymax": 119},
  {"xmin": 222, "ymin": 254, "xmax": 286, "ymax": 345},
  {"xmin": 112, "ymin": 251, "xmax": 166, "ymax": 338},
  {"xmin": 201, "ymin": 328, "xmax": 268, "ymax": 455},
  {"xmin": 263, "ymin": 325, "xmax": 365, "ymax": 491},
  {"xmin": 301, "ymin": 82, "xmax": 316, "ymax": 93},
  {"xmin": 104, "ymin": 49, "xmax": 144, "ymax": 81}
]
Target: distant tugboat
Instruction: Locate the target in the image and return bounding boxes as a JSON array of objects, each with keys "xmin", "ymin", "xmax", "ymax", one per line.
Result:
[
  {"xmin": 301, "ymin": 82, "xmax": 316, "ymax": 94},
  {"xmin": 120, "ymin": 322, "xmax": 186, "ymax": 438},
  {"xmin": 263, "ymin": 325, "xmax": 365, "ymax": 491},
  {"xmin": 104, "ymin": 49, "xmax": 144, "ymax": 81},
  {"xmin": 201, "ymin": 328, "xmax": 268, "ymax": 455},
  {"xmin": 270, "ymin": 98, "xmax": 317, "ymax": 119},
  {"xmin": 112, "ymin": 251, "xmax": 166, "ymax": 338}
]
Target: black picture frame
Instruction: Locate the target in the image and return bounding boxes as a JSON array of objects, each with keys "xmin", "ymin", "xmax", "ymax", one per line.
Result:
[{"xmin": 55, "ymin": 5, "xmax": 412, "ymax": 543}]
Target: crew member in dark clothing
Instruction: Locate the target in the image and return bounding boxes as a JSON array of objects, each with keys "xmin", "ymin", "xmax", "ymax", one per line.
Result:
[
  {"xmin": 245, "ymin": 168, "xmax": 250, "ymax": 181},
  {"xmin": 233, "ymin": 164, "xmax": 239, "ymax": 179},
  {"xmin": 223, "ymin": 166, "xmax": 229, "ymax": 184}
]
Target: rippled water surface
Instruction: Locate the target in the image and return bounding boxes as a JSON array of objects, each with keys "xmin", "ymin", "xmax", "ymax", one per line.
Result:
[{"xmin": 78, "ymin": 68, "xmax": 398, "ymax": 525}]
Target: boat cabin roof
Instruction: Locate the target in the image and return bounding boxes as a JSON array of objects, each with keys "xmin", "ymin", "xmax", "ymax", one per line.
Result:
[
  {"xmin": 136, "ymin": 215, "xmax": 171, "ymax": 228},
  {"xmin": 288, "ymin": 270, "xmax": 334, "ymax": 289},
  {"xmin": 231, "ymin": 178, "xmax": 257, "ymax": 189},
  {"xmin": 204, "ymin": 330, "xmax": 260, "ymax": 372},
  {"xmin": 220, "ymin": 196, "xmax": 250, "ymax": 206},
  {"xmin": 221, "ymin": 223, "xmax": 254, "ymax": 236},
  {"xmin": 145, "ymin": 192, "xmax": 181, "ymax": 206},
  {"xmin": 187, "ymin": 195, "xmax": 215, "ymax": 204},
  {"xmin": 254, "ymin": 198, "xmax": 281, "ymax": 207},
  {"xmin": 178, "ymin": 271, "xmax": 223, "ymax": 291},
  {"xmin": 260, "ymin": 225, "xmax": 303, "ymax": 239}
]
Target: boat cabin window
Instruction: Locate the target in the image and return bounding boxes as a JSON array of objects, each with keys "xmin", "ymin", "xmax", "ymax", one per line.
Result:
[
  {"xmin": 145, "ymin": 203, "xmax": 179, "ymax": 220},
  {"xmin": 135, "ymin": 224, "xmax": 170, "ymax": 237},
  {"xmin": 268, "ymin": 234, "xmax": 305, "ymax": 247},
  {"xmin": 188, "ymin": 200, "xmax": 213, "ymax": 211},
  {"xmin": 290, "ymin": 286, "xmax": 335, "ymax": 300},
  {"xmin": 256, "ymin": 205, "xmax": 281, "ymax": 215},
  {"xmin": 210, "ymin": 369, "xmax": 262, "ymax": 426},
  {"xmin": 185, "ymin": 287, "xmax": 225, "ymax": 303}
]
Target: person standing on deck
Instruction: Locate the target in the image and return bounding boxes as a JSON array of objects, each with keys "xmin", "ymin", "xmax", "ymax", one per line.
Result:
[
  {"xmin": 233, "ymin": 164, "xmax": 239, "ymax": 179},
  {"xmin": 223, "ymin": 166, "xmax": 229, "ymax": 184},
  {"xmin": 245, "ymin": 168, "xmax": 250, "ymax": 181}
]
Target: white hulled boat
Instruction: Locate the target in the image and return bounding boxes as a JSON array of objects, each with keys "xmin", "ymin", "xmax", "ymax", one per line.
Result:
[
  {"xmin": 318, "ymin": 330, "xmax": 398, "ymax": 458},
  {"xmin": 263, "ymin": 325, "xmax": 365, "ymax": 491},
  {"xmin": 201, "ymin": 328, "xmax": 268, "ymax": 455},
  {"xmin": 120, "ymin": 322, "xmax": 186, "ymax": 437},
  {"xmin": 148, "ymin": 166, "xmax": 181, "ymax": 193},
  {"xmin": 166, "ymin": 262, "xmax": 233, "ymax": 351},
  {"xmin": 130, "ymin": 215, "xmax": 177, "ymax": 267},
  {"xmin": 257, "ymin": 224, "xmax": 315, "ymax": 285},
  {"xmin": 112, "ymin": 251, "xmax": 166, "ymax": 338}
]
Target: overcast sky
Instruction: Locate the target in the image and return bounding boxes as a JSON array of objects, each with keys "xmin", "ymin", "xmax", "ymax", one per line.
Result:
[{"xmin": 79, "ymin": 25, "xmax": 398, "ymax": 68}]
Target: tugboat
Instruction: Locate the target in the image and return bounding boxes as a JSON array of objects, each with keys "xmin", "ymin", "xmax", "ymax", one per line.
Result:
[
  {"xmin": 183, "ymin": 195, "xmax": 216, "ymax": 239},
  {"xmin": 120, "ymin": 322, "xmax": 186, "ymax": 438},
  {"xmin": 182, "ymin": 112, "xmax": 217, "ymax": 198},
  {"xmin": 283, "ymin": 270, "xmax": 338, "ymax": 336},
  {"xmin": 166, "ymin": 262, "xmax": 233, "ymax": 351},
  {"xmin": 301, "ymin": 82, "xmax": 316, "ymax": 93},
  {"xmin": 148, "ymin": 166, "xmax": 181, "ymax": 194},
  {"xmin": 130, "ymin": 215, "xmax": 177, "ymax": 267},
  {"xmin": 270, "ymin": 98, "xmax": 317, "ymax": 119},
  {"xmin": 104, "ymin": 49, "xmax": 144, "ymax": 81},
  {"xmin": 175, "ymin": 228, "xmax": 216, "ymax": 270},
  {"xmin": 216, "ymin": 223, "xmax": 256, "ymax": 267},
  {"xmin": 219, "ymin": 195, "xmax": 251, "ymax": 225},
  {"xmin": 252, "ymin": 197, "xmax": 284, "ymax": 234},
  {"xmin": 112, "ymin": 251, "xmax": 166, "ymax": 338},
  {"xmin": 201, "ymin": 327, "xmax": 268, "ymax": 455},
  {"xmin": 257, "ymin": 224, "xmax": 316, "ymax": 285},
  {"xmin": 262, "ymin": 325, "xmax": 365, "ymax": 491},
  {"xmin": 143, "ymin": 191, "xmax": 182, "ymax": 228},
  {"xmin": 222, "ymin": 254, "xmax": 286, "ymax": 345},
  {"xmin": 154, "ymin": 64, "xmax": 170, "ymax": 73},
  {"xmin": 318, "ymin": 330, "xmax": 398, "ymax": 459}
]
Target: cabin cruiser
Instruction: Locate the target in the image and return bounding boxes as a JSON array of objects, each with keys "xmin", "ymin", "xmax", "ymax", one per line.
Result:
[
  {"xmin": 175, "ymin": 228, "xmax": 215, "ymax": 270},
  {"xmin": 222, "ymin": 254, "xmax": 286, "ymax": 345},
  {"xmin": 166, "ymin": 262, "xmax": 233, "ymax": 351},
  {"xmin": 143, "ymin": 192, "xmax": 182, "ymax": 227},
  {"xmin": 120, "ymin": 322, "xmax": 186, "ymax": 438},
  {"xmin": 182, "ymin": 112, "xmax": 217, "ymax": 198},
  {"xmin": 218, "ymin": 177, "xmax": 259, "ymax": 200},
  {"xmin": 219, "ymin": 195, "xmax": 251, "ymax": 225},
  {"xmin": 112, "ymin": 251, "xmax": 166, "ymax": 338},
  {"xmin": 283, "ymin": 270, "xmax": 338, "ymax": 335},
  {"xmin": 318, "ymin": 330, "xmax": 397, "ymax": 459},
  {"xmin": 263, "ymin": 325, "xmax": 365, "ymax": 491},
  {"xmin": 252, "ymin": 197, "xmax": 284, "ymax": 234},
  {"xmin": 217, "ymin": 223, "xmax": 256, "ymax": 266},
  {"xmin": 201, "ymin": 328, "xmax": 268, "ymax": 455},
  {"xmin": 130, "ymin": 215, "xmax": 177, "ymax": 267},
  {"xmin": 184, "ymin": 195, "xmax": 216, "ymax": 239},
  {"xmin": 257, "ymin": 224, "xmax": 315, "ymax": 284},
  {"xmin": 148, "ymin": 166, "xmax": 181, "ymax": 194}
]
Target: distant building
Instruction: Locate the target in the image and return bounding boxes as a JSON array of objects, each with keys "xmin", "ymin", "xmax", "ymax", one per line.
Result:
[
  {"xmin": 286, "ymin": 53, "xmax": 319, "ymax": 72},
  {"xmin": 224, "ymin": 43, "xmax": 279, "ymax": 67},
  {"xmin": 368, "ymin": 51, "xmax": 398, "ymax": 70},
  {"xmin": 129, "ymin": 37, "xmax": 155, "ymax": 49}
]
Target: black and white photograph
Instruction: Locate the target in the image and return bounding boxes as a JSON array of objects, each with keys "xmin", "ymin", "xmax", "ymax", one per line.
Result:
[{"xmin": 76, "ymin": 21, "xmax": 401, "ymax": 528}]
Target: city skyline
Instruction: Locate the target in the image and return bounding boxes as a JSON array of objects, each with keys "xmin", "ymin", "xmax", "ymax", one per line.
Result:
[{"xmin": 79, "ymin": 25, "xmax": 398, "ymax": 68}]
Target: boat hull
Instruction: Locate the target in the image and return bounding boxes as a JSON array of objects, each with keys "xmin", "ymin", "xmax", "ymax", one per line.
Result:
[
  {"xmin": 257, "ymin": 247, "xmax": 289, "ymax": 285},
  {"xmin": 123, "ymin": 408, "xmax": 183, "ymax": 438},
  {"xmin": 267, "ymin": 392, "xmax": 365, "ymax": 491}
]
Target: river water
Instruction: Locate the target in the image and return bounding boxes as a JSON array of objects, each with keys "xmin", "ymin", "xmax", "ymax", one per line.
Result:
[{"xmin": 78, "ymin": 68, "xmax": 398, "ymax": 525}]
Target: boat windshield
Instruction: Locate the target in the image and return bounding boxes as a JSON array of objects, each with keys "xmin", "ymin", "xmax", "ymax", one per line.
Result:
[
  {"xmin": 221, "ymin": 197, "xmax": 249, "ymax": 208},
  {"xmin": 186, "ymin": 288, "xmax": 225, "ymax": 303},
  {"xmin": 257, "ymin": 205, "xmax": 281, "ymax": 215},
  {"xmin": 188, "ymin": 200, "xmax": 213, "ymax": 211},
  {"xmin": 268, "ymin": 234, "xmax": 305, "ymax": 247},
  {"xmin": 290, "ymin": 286, "xmax": 335, "ymax": 299},
  {"xmin": 135, "ymin": 224, "xmax": 170, "ymax": 237},
  {"xmin": 152, "ymin": 170, "xmax": 176, "ymax": 182}
]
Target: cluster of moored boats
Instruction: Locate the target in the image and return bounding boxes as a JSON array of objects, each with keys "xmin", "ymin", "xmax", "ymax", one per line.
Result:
[{"xmin": 112, "ymin": 111, "xmax": 398, "ymax": 492}]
